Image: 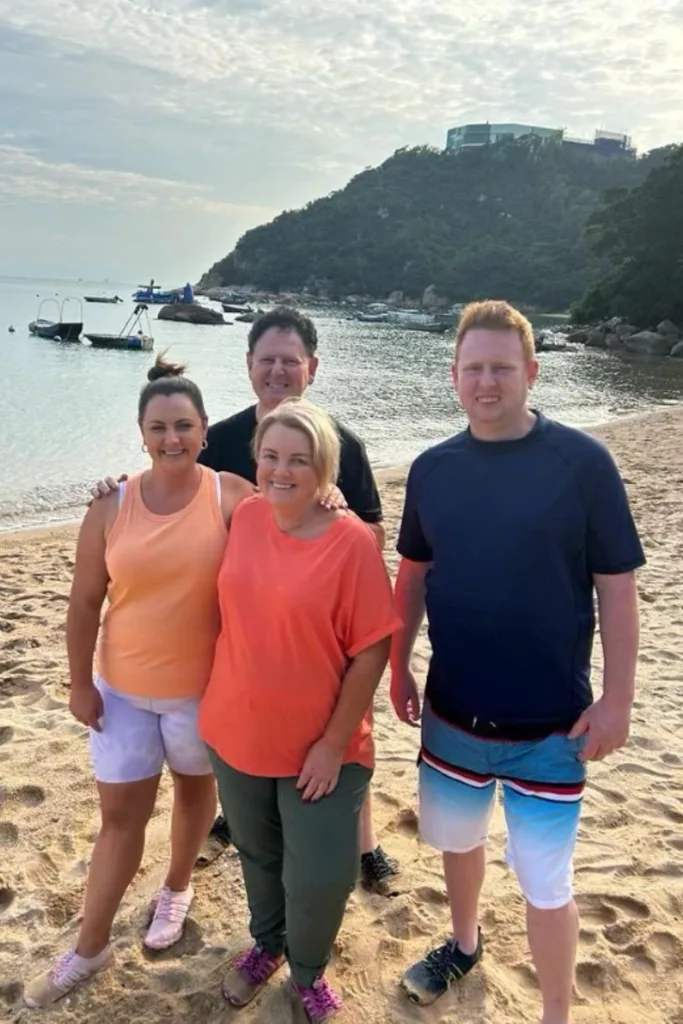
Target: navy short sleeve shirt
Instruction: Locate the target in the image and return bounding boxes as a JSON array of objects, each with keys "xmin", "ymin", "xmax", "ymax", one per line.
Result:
[{"xmin": 397, "ymin": 414, "xmax": 645, "ymax": 725}]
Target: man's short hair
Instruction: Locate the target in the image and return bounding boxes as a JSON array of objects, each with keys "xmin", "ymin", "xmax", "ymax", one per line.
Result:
[
  {"xmin": 455, "ymin": 300, "xmax": 536, "ymax": 362},
  {"xmin": 247, "ymin": 306, "xmax": 319, "ymax": 357}
]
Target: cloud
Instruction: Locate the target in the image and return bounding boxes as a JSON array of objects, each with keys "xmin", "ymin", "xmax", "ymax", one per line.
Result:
[{"xmin": 0, "ymin": 0, "xmax": 681, "ymax": 278}]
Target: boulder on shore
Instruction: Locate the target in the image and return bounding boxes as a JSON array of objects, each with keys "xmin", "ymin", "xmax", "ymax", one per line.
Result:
[
  {"xmin": 623, "ymin": 330, "xmax": 676, "ymax": 357},
  {"xmin": 670, "ymin": 341, "xmax": 683, "ymax": 359},
  {"xmin": 566, "ymin": 329, "xmax": 588, "ymax": 344},
  {"xmin": 585, "ymin": 329, "xmax": 607, "ymax": 348},
  {"xmin": 158, "ymin": 303, "xmax": 226, "ymax": 325},
  {"xmin": 657, "ymin": 319, "xmax": 681, "ymax": 339}
]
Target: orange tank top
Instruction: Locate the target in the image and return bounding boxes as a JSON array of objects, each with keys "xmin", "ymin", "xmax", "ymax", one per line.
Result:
[{"xmin": 97, "ymin": 465, "xmax": 227, "ymax": 699}]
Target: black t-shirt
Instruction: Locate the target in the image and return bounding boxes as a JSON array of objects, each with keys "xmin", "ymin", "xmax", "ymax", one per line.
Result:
[
  {"xmin": 199, "ymin": 404, "xmax": 383, "ymax": 524},
  {"xmin": 398, "ymin": 413, "xmax": 645, "ymax": 725}
]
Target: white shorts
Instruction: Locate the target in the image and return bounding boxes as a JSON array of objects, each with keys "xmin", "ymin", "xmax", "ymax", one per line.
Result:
[{"xmin": 90, "ymin": 676, "xmax": 213, "ymax": 784}]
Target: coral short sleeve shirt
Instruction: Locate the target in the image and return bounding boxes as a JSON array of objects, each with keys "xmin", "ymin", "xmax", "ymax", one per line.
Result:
[{"xmin": 199, "ymin": 496, "xmax": 401, "ymax": 777}]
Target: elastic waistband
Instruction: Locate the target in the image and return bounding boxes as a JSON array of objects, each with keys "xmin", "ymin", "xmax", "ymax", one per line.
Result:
[{"xmin": 427, "ymin": 700, "xmax": 578, "ymax": 742}]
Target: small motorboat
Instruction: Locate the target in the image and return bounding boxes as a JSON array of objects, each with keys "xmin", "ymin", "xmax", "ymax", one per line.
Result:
[
  {"xmin": 84, "ymin": 295, "xmax": 123, "ymax": 304},
  {"xmin": 133, "ymin": 280, "xmax": 194, "ymax": 305},
  {"xmin": 83, "ymin": 304, "xmax": 154, "ymax": 351},
  {"xmin": 222, "ymin": 302, "xmax": 254, "ymax": 314},
  {"xmin": 28, "ymin": 298, "xmax": 83, "ymax": 341}
]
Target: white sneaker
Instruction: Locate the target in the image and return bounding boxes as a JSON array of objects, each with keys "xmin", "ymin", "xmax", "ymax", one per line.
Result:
[
  {"xmin": 144, "ymin": 884, "xmax": 194, "ymax": 951},
  {"xmin": 24, "ymin": 946, "xmax": 113, "ymax": 1008}
]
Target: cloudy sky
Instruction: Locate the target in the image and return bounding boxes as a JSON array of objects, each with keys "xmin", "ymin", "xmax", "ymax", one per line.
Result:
[{"xmin": 1, "ymin": 0, "xmax": 681, "ymax": 284}]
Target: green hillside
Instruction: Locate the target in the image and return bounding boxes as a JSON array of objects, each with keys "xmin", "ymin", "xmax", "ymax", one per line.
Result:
[{"xmin": 201, "ymin": 139, "xmax": 669, "ymax": 310}]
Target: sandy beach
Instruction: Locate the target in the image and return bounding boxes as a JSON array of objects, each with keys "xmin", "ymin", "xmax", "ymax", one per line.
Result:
[{"xmin": 1, "ymin": 407, "xmax": 682, "ymax": 1024}]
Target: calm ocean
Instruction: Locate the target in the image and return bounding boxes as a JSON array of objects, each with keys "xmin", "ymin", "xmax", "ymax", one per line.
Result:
[{"xmin": 2, "ymin": 275, "xmax": 682, "ymax": 531}]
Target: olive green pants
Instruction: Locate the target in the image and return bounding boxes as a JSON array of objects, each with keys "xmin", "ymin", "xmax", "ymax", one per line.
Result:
[{"xmin": 209, "ymin": 751, "xmax": 372, "ymax": 987}]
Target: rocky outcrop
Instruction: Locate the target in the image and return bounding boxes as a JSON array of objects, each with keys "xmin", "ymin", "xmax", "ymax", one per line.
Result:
[
  {"xmin": 657, "ymin": 319, "xmax": 680, "ymax": 338},
  {"xmin": 623, "ymin": 330, "xmax": 678, "ymax": 356},
  {"xmin": 158, "ymin": 303, "xmax": 226, "ymax": 325},
  {"xmin": 566, "ymin": 316, "xmax": 682, "ymax": 358},
  {"xmin": 669, "ymin": 341, "xmax": 683, "ymax": 358}
]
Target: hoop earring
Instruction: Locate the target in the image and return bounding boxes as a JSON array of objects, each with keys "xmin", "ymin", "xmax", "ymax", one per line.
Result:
[
  {"xmin": 141, "ymin": 443, "xmax": 148, "ymax": 453},
  {"xmin": 308, "ymin": 377, "xmax": 314, "ymax": 386},
  {"xmin": 201, "ymin": 439, "xmax": 208, "ymax": 450}
]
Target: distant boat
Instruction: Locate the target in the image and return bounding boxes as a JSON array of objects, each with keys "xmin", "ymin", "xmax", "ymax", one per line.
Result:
[
  {"xmin": 28, "ymin": 298, "xmax": 83, "ymax": 341},
  {"xmin": 354, "ymin": 309, "xmax": 449, "ymax": 333},
  {"xmin": 133, "ymin": 280, "xmax": 194, "ymax": 305},
  {"xmin": 222, "ymin": 302, "xmax": 254, "ymax": 314},
  {"xmin": 83, "ymin": 303, "xmax": 154, "ymax": 351},
  {"xmin": 84, "ymin": 295, "xmax": 123, "ymax": 304}
]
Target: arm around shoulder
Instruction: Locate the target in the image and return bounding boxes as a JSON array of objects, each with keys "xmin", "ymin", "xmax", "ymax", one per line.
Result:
[{"xmin": 219, "ymin": 471, "xmax": 256, "ymax": 526}]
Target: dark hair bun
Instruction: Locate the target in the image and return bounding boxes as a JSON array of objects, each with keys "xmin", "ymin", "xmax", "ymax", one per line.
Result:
[{"xmin": 147, "ymin": 352, "xmax": 187, "ymax": 383}]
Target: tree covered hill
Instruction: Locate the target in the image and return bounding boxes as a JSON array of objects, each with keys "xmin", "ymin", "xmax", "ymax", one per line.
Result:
[
  {"xmin": 200, "ymin": 139, "xmax": 670, "ymax": 310},
  {"xmin": 571, "ymin": 144, "xmax": 683, "ymax": 327}
]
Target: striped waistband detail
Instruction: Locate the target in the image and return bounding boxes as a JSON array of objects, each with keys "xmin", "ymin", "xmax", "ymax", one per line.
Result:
[
  {"xmin": 420, "ymin": 749, "xmax": 495, "ymax": 788},
  {"xmin": 420, "ymin": 747, "xmax": 585, "ymax": 803}
]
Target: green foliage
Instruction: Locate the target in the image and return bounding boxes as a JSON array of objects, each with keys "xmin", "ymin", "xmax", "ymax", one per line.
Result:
[
  {"xmin": 571, "ymin": 145, "xmax": 683, "ymax": 326},
  {"xmin": 203, "ymin": 140, "xmax": 668, "ymax": 310}
]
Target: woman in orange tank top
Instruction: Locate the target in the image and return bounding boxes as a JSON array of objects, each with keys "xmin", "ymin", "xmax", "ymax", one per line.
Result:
[{"xmin": 25, "ymin": 357, "xmax": 254, "ymax": 1010}]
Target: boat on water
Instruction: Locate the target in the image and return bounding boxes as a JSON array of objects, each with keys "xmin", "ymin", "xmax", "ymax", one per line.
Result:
[
  {"xmin": 133, "ymin": 280, "xmax": 194, "ymax": 305},
  {"xmin": 84, "ymin": 295, "xmax": 123, "ymax": 304},
  {"xmin": 222, "ymin": 302, "xmax": 254, "ymax": 314},
  {"xmin": 83, "ymin": 304, "xmax": 154, "ymax": 351},
  {"xmin": 28, "ymin": 298, "xmax": 83, "ymax": 341},
  {"xmin": 354, "ymin": 308, "xmax": 450, "ymax": 333}
]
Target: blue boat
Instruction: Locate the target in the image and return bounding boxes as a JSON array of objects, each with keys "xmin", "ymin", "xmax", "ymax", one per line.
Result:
[{"xmin": 132, "ymin": 280, "xmax": 194, "ymax": 304}]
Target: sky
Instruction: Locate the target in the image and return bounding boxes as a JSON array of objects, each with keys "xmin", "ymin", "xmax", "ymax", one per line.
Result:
[{"xmin": 0, "ymin": 0, "xmax": 682, "ymax": 284}]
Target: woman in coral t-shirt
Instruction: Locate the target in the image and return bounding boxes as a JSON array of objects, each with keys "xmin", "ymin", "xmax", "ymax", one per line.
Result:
[{"xmin": 200, "ymin": 398, "xmax": 401, "ymax": 1023}]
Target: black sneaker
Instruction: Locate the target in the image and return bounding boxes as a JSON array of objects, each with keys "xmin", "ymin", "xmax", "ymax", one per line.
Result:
[
  {"xmin": 195, "ymin": 815, "xmax": 232, "ymax": 868},
  {"xmin": 360, "ymin": 845, "xmax": 400, "ymax": 896},
  {"xmin": 400, "ymin": 931, "xmax": 483, "ymax": 1006}
]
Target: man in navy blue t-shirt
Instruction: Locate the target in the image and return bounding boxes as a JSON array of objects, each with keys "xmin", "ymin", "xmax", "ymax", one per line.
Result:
[{"xmin": 391, "ymin": 301, "xmax": 644, "ymax": 1023}]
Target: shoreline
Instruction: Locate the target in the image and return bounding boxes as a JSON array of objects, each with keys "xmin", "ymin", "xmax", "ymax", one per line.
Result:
[{"xmin": 2, "ymin": 402, "xmax": 681, "ymax": 540}]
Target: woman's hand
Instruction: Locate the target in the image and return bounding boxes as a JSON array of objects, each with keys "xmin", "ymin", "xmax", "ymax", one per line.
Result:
[
  {"xmin": 319, "ymin": 484, "xmax": 348, "ymax": 511},
  {"xmin": 296, "ymin": 739, "xmax": 344, "ymax": 801},
  {"xmin": 70, "ymin": 684, "xmax": 104, "ymax": 732}
]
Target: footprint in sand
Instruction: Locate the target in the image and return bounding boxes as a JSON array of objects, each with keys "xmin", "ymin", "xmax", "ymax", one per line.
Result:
[
  {"xmin": 380, "ymin": 900, "xmax": 440, "ymax": 940},
  {"xmin": 0, "ymin": 823, "xmax": 19, "ymax": 846},
  {"xmin": 0, "ymin": 725, "xmax": 13, "ymax": 746},
  {"xmin": 7, "ymin": 784, "xmax": 46, "ymax": 808},
  {"xmin": 0, "ymin": 885, "xmax": 15, "ymax": 912},
  {"xmin": 605, "ymin": 895, "xmax": 651, "ymax": 920}
]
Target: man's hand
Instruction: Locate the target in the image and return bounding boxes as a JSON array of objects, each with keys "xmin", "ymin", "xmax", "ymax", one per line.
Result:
[
  {"xmin": 568, "ymin": 696, "xmax": 631, "ymax": 761},
  {"xmin": 320, "ymin": 484, "xmax": 348, "ymax": 511},
  {"xmin": 88, "ymin": 474, "xmax": 127, "ymax": 505},
  {"xmin": 390, "ymin": 667, "xmax": 421, "ymax": 727},
  {"xmin": 70, "ymin": 684, "xmax": 104, "ymax": 732},
  {"xmin": 296, "ymin": 739, "xmax": 343, "ymax": 801}
]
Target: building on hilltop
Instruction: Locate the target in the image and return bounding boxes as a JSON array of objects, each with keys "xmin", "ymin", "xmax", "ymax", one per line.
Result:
[
  {"xmin": 445, "ymin": 122, "xmax": 636, "ymax": 158},
  {"xmin": 445, "ymin": 123, "xmax": 562, "ymax": 152}
]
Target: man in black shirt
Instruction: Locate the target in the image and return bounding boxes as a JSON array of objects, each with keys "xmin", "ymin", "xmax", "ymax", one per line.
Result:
[{"xmin": 197, "ymin": 307, "xmax": 397, "ymax": 894}]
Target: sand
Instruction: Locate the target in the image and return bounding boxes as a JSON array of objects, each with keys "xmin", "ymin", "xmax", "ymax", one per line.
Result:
[{"xmin": 1, "ymin": 408, "xmax": 683, "ymax": 1024}]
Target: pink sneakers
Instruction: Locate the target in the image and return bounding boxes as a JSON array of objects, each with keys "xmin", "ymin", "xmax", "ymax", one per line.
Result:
[
  {"xmin": 293, "ymin": 976, "xmax": 343, "ymax": 1023},
  {"xmin": 222, "ymin": 944, "xmax": 285, "ymax": 1006},
  {"xmin": 144, "ymin": 884, "xmax": 194, "ymax": 951}
]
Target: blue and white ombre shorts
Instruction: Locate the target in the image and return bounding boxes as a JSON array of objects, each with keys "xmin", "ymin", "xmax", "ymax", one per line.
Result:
[{"xmin": 419, "ymin": 699, "xmax": 586, "ymax": 909}]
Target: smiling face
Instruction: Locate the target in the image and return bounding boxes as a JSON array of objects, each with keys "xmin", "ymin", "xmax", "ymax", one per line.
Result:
[
  {"xmin": 140, "ymin": 393, "xmax": 207, "ymax": 469},
  {"xmin": 247, "ymin": 328, "xmax": 318, "ymax": 413},
  {"xmin": 256, "ymin": 422, "xmax": 322, "ymax": 511},
  {"xmin": 452, "ymin": 328, "xmax": 539, "ymax": 440}
]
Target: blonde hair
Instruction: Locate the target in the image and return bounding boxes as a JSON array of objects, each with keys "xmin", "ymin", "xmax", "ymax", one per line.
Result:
[
  {"xmin": 252, "ymin": 398, "xmax": 340, "ymax": 488},
  {"xmin": 455, "ymin": 300, "xmax": 536, "ymax": 362}
]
